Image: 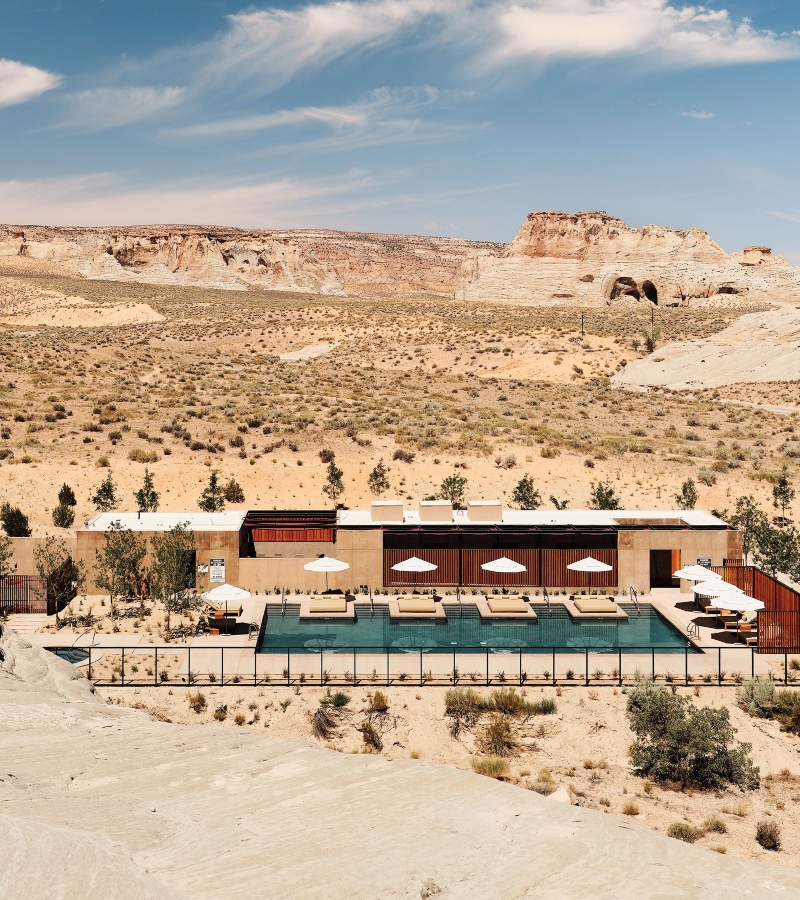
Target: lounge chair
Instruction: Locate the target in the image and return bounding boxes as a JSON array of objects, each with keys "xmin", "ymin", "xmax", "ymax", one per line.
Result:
[
  {"xmin": 398, "ymin": 597, "xmax": 437, "ymax": 614},
  {"xmin": 205, "ymin": 600, "xmax": 243, "ymax": 616},
  {"xmin": 309, "ymin": 597, "xmax": 348, "ymax": 614},
  {"xmin": 487, "ymin": 597, "xmax": 529, "ymax": 614},
  {"xmin": 574, "ymin": 597, "xmax": 617, "ymax": 614}
]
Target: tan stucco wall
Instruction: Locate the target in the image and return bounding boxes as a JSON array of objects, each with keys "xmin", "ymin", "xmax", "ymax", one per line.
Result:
[
  {"xmin": 618, "ymin": 529, "xmax": 734, "ymax": 594},
  {"xmin": 7, "ymin": 537, "xmax": 76, "ymax": 576}
]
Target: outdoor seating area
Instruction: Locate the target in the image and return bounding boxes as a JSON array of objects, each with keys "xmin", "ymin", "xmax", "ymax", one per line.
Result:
[{"xmin": 571, "ymin": 596, "xmax": 622, "ymax": 616}]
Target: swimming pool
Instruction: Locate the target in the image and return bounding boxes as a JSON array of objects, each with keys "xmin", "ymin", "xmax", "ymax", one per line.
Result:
[
  {"xmin": 258, "ymin": 603, "xmax": 692, "ymax": 653},
  {"xmin": 47, "ymin": 647, "xmax": 91, "ymax": 665}
]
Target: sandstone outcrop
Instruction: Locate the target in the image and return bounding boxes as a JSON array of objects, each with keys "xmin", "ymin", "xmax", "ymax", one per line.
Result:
[
  {"xmin": 0, "ymin": 224, "xmax": 500, "ymax": 296},
  {"xmin": 457, "ymin": 211, "xmax": 800, "ymax": 306}
]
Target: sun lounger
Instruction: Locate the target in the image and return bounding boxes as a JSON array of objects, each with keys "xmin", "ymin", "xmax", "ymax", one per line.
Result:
[
  {"xmin": 573, "ymin": 597, "xmax": 617, "ymax": 614},
  {"xmin": 309, "ymin": 597, "xmax": 348, "ymax": 614},
  {"xmin": 744, "ymin": 635, "xmax": 758, "ymax": 647},
  {"xmin": 205, "ymin": 600, "xmax": 243, "ymax": 616},
  {"xmin": 487, "ymin": 597, "xmax": 529, "ymax": 614},
  {"xmin": 398, "ymin": 597, "xmax": 437, "ymax": 614}
]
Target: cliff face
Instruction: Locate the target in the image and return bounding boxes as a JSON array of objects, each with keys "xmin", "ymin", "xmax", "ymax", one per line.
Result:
[
  {"xmin": 458, "ymin": 211, "xmax": 800, "ymax": 306},
  {"xmin": 0, "ymin": 224, "xmax": 501, "ymax": 296}
]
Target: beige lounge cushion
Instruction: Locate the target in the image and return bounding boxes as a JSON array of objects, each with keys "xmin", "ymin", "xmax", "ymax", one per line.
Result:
[
  {"xmin": 205, "ymin": 600, "xmax": 243, "ymax": 616},
  {"xmin": 309, "ymin": 597, "xmax": 348, "ymax": 613},
  {"xmin": 398, "ymin": 598, "xmax": 437, "ymax": 614},
  {"xmin": 574, "ymin": 598, "xmax": 617, "ymax": 614},
  {"xmin": 488, "ymin": 598, "xmax": 529, "ymax": 614}
]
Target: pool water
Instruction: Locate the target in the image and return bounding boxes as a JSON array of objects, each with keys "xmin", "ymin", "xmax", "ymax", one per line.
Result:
[
  {"xmin": 258, "ymin": 603, "xmax": 692, "ymax": 653},
  {"xmin": 47, "ymin": 647, "xmax": 91, "ymax": 664}
]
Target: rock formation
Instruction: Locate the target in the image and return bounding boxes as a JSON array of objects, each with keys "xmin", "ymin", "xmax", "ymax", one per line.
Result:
[
  {"xmin": 0, "ymin": 224, "xmax": 500, "ymax": 296},
  {"xmin": 4, "ymin": 625, "xmax": 800, "ymax": 898},
  {"xmin": 457, "ymin": 211, "xmax": 800, "ymax": 307}
]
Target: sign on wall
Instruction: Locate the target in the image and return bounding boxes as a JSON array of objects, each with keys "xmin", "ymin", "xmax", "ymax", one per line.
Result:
[
  {"xmin": 696, "ymin": 558, "xmax": 712, "ymax": 568},
  {"xmin": 209, "ymin": 558, "xmax": 226, "ymax": 583}
]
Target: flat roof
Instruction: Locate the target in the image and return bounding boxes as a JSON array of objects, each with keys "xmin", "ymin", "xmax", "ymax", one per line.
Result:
[
  {"xmin": 338, "ymin": 509, "xmax": 728, "ymax": 528},
  {"xmin": 81, "ymin": 511, "xmax": 246, "ymax": 532}
]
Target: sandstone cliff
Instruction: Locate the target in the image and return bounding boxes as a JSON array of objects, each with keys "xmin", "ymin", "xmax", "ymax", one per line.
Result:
[
  {"xmin": 0, "ymin": 224, "xmax": 500, "ymax": 296},
  {"xmin": 458, "ymin": 211, "xmax": 800, "ymax": 307}
]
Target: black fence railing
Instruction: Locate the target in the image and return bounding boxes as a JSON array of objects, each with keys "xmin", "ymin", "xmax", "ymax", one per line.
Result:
[
  {"xmin": 44, "ymin": 643, "xmax": 786, "ymax": 689},
  {"xmin": 1, "ymin": 576, "xmax": 46, "ymax": 614}
]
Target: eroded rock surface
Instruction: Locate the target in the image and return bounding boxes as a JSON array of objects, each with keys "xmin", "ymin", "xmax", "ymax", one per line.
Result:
[{"xmin": 3, "ymin": 626, "xmax": 800, "ymax": 899}]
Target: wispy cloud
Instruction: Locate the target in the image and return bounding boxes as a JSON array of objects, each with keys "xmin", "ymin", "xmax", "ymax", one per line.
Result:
[
  {"xmin": 0, "ymin": 58, "xmax": 62, "ymax": 107},
  {"xmin": 61, "ymin": 86, "xmax": 186, "ymax": 129},
  {"xmin": 680, "ymin": 110, "xmax": 716, "ymax": 119},
  {"xmin": 768, "ymin": 211, "xmax": 800, "ymax": 225}
]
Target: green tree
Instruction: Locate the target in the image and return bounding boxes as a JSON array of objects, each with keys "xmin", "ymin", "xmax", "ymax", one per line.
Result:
[
  {"xmin": 589, "ymin": 481, "xmax": 621, "ymax": 510},
  {"xmin": 34, "ymin": 536, "xmax": 85, "ymax": 624},
  {"xmin": 52, "ymin": 502, "xmax": 75, "ymax": 529},
  {"xmin": 675, "ymin": 478, "xmax": 698, "ymax": 511},
  {"xmin": 772, "ymin": 469, "xmax": 795, "ymax": 522},
  {"xmin": 58, "ymin": 483, "xmax": 77, "ymax": 507},
  {"xmin": 729, "ymin": 496, "xmax": 768, "ymax": 564},
  {"xmin": 438, "ymin": 473, "xmax": 467, "ymax": 509},
  {"xmin": 511, "ymin": 474, "xmax": 542, "ymax": 510},
  {"xmin": 0, "ymin": 502, "xmax": 31, "ymax": 537},
  {"xmin": 94, "ymin": 521, "xmax": 147, "ymax": 613},
  {"xmin": 150, "ymin": 523, "xmax": 198, "ymax": 632},
  {"xmin": 367, "ymin": 460, "xmax": 391, "ymax": 497},
  {"xmin": 134, "ymin": 468, "xmax": 160, "ymax": 512},
  {"xmin": 91, "ymin": 473, "xmax": 118, "ymax": 512},
  {"xmin": 322, "ymin": 460, "xmax": 345, "ymax": 506},
  {"xmin": 753, "ymin": 521, "xmax": 800, "ymax": 580},
  {"xmin": 198, "ymin": 471, "xmax": 225, "ymax": 512},
  {"xmin": 627, "ymin": 677, "xmax": 759, "ymax": 790},
  {"xmin": 640, "ymin": 325, "xmax": 662, "ymax": 354},
  {"xmin": 0, "ymin": 532, "xmax": 12, "ymax": 581},
  {"xmin": 223, "ymin": 477, "xmax": 245, "ymax": 504},
  {"xmin": 550, "ymin": 496, "xmax": 569, "ymax": 510}
]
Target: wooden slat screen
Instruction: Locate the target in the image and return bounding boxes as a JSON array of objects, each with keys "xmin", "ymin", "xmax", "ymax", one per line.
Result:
[
  {"xmin": 541, "ymin": 549, "xmax": 617, "ymax": 588},
  {"xmin": 252, "ymin": 528, "xmax": 335, "ymax": 543},
  {"xmin": 383, "ymin": 550, "xmax": 459, "ymax": 586},
  {"xmin": 461, "ymin": 550, "xmax": 540, "ymax": 586},
  {"xmin": 757, "ymin": 612, "xmax": 800, "ymax": 654},
  {"xmin": 0, "ymin": 576, "xmax": 47, "ymax": 614}
]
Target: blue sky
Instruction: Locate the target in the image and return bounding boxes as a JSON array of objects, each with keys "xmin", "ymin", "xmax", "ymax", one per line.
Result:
[{"xmin": 1, "ymin": 0, "xmax": 800, "ymax": 258}]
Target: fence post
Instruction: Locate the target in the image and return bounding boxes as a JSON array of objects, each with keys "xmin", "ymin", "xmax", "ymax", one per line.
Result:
[
  {"xmin": 188, "ymin": 646, "xmax": 191, "ymax": 686},
  {"xmin": 254, "ymin": 646, "xmax": 257, "ymax": 686},
  {"xmin": 519, "ymin": 649, "xmax": 522, "ymax": 686},
  {"xmin": 486, "ymin": 647, "xmax": 489, "ymax": 686},
  {"xmin": 320, "ymin": 649, "xmax": 324, "ymax": 686},
  {"xmin": 221, "ymin": 647, "xmax": 225, "ymax": 685},
  {"xmin": 286, "ymin": 648, "xmax": 290, "ymax": 685},
  {"xmin": 353, "ymin": 647, "xmax": 357, "ymax": 686},
  {"xmin": 585, "ymin": 648, "xmax": 589, "ymax": 686},
  {"xmin": 420, "ymin": 649, "xmax": 424, "ymax": 687},
  {"xmin": 651, "ymin": 648, "xmax": 655, "ymax": 681},
  {"xmin": 618, "ymin": 648, "xmax": 622, "ymax": 686},
  {"xmin": 88, "ymin": 646, "xmax": 92, "ymax": 681},
  {"xmin": 718, "ymin": 647, "xmax": 721, "ymax": 685},
  {"xmin": 121, "ymin": 647, "xmax": 125, "ymax": 685},
  {"xmin": 751, "ymin": 647, "xmax": 754, "ymax": 680},
  {"xmin": 452, "ymin": 647, "xmax": 456, "ymax": 684},
  {"xmin": 154, "ymin": 647, "xmax": 158, "ymax": 686},
  {"xmin": 684, "ymin": 645, "xmax": 688, "ymax": 686},
  {"xmin": 387, "ymin": 648, "xmax": 390, "ymax": 686},
  {"xmin": 552, "ymin": 648, "xmax": 556, "ymax": 686},
  {"xmin": 786, "ymin": 653, "xmax": 789, "ymax": 685}
]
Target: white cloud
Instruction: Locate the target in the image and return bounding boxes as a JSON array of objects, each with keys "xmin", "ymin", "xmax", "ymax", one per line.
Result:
[
  {"xmin": 62, "ymin": 86, "xmax": 186, "ymax": 129},
  {"xmin": 0, "ymin": 58, "xmax": 62, "ymax": 107},
  {"xmin": 768, "ymin": 211, "xmax": 800, "ymax": 225},
  {"xmin": 680, "ymin": 110, "xmax": 715, "ymax": 119}
]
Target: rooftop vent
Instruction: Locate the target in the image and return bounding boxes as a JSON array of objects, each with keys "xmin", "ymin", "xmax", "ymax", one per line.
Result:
[
  {"xmin": 370, "ymin": 500, "xmax": 404, "ymax": 523},
  {"xmin": 466, "ymin": 500, "xmax": 502, "ymax": 522},
  {"xmin": 419, "ymin": 500, "xmax": 453, "ymax": 522}
]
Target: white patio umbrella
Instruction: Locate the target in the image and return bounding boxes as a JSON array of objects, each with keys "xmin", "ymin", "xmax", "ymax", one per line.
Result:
[
  {"xmin": 566, "ymin": 556, "xmax": 613, "ymax": 594},
  {"xmin": 674, "ymin": 565, "xmax": 722, "ymax": 581},
  {"xmin": 391, "ymin": 555, "xmax": 438, "ymax": 589},
  {"xmin": 303, "ymin": 555, "xmax": 350, "ymax": 591},
  {"xmin": 481, "ymin": 557, "xmax": 527, "ymax": 574},
  {"xmin": 690, "ymin": 580, "xmax": 742, "ymax": 597},
  {"xmin": 201, "ymin": 582, "xmax": 250, "ymax": 614},
  {"xmin": 714, "ymin": 594, "xmax": 764, "ymax": 613}
]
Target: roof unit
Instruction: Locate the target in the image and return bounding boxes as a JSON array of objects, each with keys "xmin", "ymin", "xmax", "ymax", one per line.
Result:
[
  {"xmin": 370, "ymin": 500, "xmax": 404, "ymax": 523},
  {"xmin": 466, "ymin": 500, "xmax": 502, "ymax": 522},
  {"xmin": 419, "ymin": 500, "xmax": 453, "ymax": 522}
]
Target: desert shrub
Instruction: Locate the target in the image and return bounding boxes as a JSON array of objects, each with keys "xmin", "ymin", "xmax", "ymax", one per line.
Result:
[
  {"xmin": 529, "ymin": 768, "xmax": 556, "ymax": 795},
  {"xmin": 311, "ymin": 704, "xmax": 339, "ymax": 740},
  {"xmin": 188, "ymin": 692, "xmax": 207, "ymax": 713},
  {"xmin": 129, "ymin": 448, "xmax": 159, "ymax": 463},
  {"xmin": 52, "ymin": 502, "xmax": 75, "ymax": 529},
  {"xmin": 445, "ymin": 687, "xmax": 487, "ymax": 736},
  {"xmin": 368, "ymin": 690, "xmax": 389, "ymax": 714},
  {"xmin": 626, "ymin": 677, "xmax": 759, "ymax": 790},
  {"xmin": 527, "ymin": 697, "xmax": 557, "ymax": 716},
  {"xmin": 213, "ymin": 704, "xmax": 228, "ymax": 721},
  {"xmin": 755, "ymin": 819, "xmax": 781, "ymax": 851},
  {"xmin": 1, "ymin": 502, "xmax": 31, "ymax": 537},
  {"xmin": 736, "ymin": 678, "xmax": 775, "ymax": 717},
  {"xmin": 321, "ymin": 690, "xmax": 351, "ymax": 708},
  {"xmin": 392, "ymin": 448, "xmax": 415, "ymax": 463},
  {"xmin": 622, "ymin": 801, "xmax": 640, "ymax": 816},
  {"xmin": 223, "ymin": 477, "xmax": 245, "ymax": 503},
  {"xmin": 704, "ymin": 815, "xmax": 728, "ymax": 834},
  {"xmin": 471, "ymin": 756, "xmax": 509, "ymax": 779},
  {"xmin": 234, "ymin": 712, "xmax": 246, "ymax": 726},
  {"xmin": 319, "ymin": 448, "xmax": 336, "ymax": 463},
  {"xmin": 360, "ymin": 719, "xmax": 383, "ymax": 751},
  {"xmin": 491, "ymin": 687, "xmax": 526, "ymax": 716},
  {"xmin": 697, "ymin": 469, "xmax": 717, "ymax": 487},
  {"xmin": 772, "ymin": 689, "xmax": 800, "ymax": 734},
  {"xmin": 667, "ymin": 822, "xmax": 701, "ymax": 844},
  {"xmin": 479, "ymin": 714, "xmax": 518, "ymax": 756}
]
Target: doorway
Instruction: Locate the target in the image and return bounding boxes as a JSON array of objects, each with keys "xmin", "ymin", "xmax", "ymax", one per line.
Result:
[{"xmin": 650, "ymin": 550, "xmax": 678, "ymax": 588}]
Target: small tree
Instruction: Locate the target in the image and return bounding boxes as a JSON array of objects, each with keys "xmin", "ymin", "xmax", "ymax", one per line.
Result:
[
  {"xmin": 91, "ymin": 473, "xmax": 118, "ymax": 512},
  {"xmin": 675, "ymin": 478, "xmax": 698, "ymax": 511},
  {"xmin": 589, "ymin": 481, "xmax": 621, "ymax": 511},
  {"xmin": 58, "ymin": 484, "xmax": 77, "ymax": 507},
  {"xmin": 52, "ymin": 502, "xmax": 75, "ymax": 529},
  {"xmin": 753, "ymin": 521, "xmax": 800, "ymax": 581},
  {"xmin": 322, "ymin": 460, "xmax": 345, "ymax": 506},
  {"xmin": 626, "ymin": 677, "xmax": 759, "ymax": 790},
  {"xmin": 438, "ymin": 473, "xmax": 467, "ymax": 510},
  {"xmin": 223, "ymin": 477, "xmax": 245, "ymax": 504},
  {"xmin": 640, "ymin": 325, "xmax": 662, "ymax": 354},
  {"xmin": 94, "ymin": 521, "xmax": 147, "ymax": 612},
  {"xmin": 150, "ymin": 523, "xmax": 198, "ymax": 632},
  {"xmin": 367, "ymin": 460, "xmax": 390, "ymax": 497},
  {"xmin": 729, "ymin": 496, "xmax": 768, "ymax": 564},
  {"xmin": 0, "ymin": 532, "xmax": 12, "ymax": 581},
  {"xmin": 34, "ymin": 536, "xmax": 85, "ymax": 623},
  {"xmin": 198, "ymin": 471, "xmax": 225, "ymax": 512},
  {"xmin": 134, "ymin": 468, "xmax": 160, "ymax": 512},
  {"xmin": 512, "ymin": 474, "xmax": 541, "ymax": 510},
  {"xmin": 773, "ymin": 469, "xmax": 795, "ymax": 522},
  {"xmin": 1, "ymin": 502, "xmax": 31, "ymax": 537},
  {"xmin": 550, "ymin": 495, "xmax": 569, "ymax": 510}
]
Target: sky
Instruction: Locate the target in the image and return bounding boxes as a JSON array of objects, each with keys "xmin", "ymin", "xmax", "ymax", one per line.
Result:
[{"xmin": 1, "ymin": 0, "xmax": 800, "ymax": 257}]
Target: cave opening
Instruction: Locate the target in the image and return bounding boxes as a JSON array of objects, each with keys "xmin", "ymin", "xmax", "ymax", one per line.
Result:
[{"xmin": 642, "ymin": 280, "xmax": 658, "ymax": 304}]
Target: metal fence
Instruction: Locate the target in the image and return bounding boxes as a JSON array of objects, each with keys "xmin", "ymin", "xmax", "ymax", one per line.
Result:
[
  {"xmin": 45, "ymin": 643, "xmax": 795, "ymax": 689},
  {"xmin": 0, "ymin": 576, "xmax": 46, "ymax": 614}
]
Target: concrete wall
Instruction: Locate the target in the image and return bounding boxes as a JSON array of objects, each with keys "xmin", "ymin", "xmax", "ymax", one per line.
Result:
[
  {"xmin": 7, "ymin": 537, "xmax": 76, "ymax": 576},
  {"xmin": 618, "ymin": 529, "xmax": 736, "ymax": 595}
]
